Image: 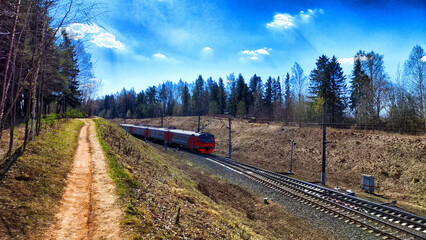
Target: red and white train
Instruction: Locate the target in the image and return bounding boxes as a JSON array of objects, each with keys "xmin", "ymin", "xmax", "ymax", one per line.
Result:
[{"xmin": 120, "ymin": 124, "xmax": 215, "ymax": 154}]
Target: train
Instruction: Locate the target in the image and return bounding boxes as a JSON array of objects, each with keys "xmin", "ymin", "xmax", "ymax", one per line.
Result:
[{"xmin": 120, "ymin": 124, "xmax": 215, "ymax": 154}]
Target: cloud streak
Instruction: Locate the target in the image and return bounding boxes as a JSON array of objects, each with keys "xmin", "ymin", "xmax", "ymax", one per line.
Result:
[
  {"xmin": 65, "ymin": 23, "xmax": 101, "ymax": 40},
  {"xmin": 64, "ymin": 22, "xmax": 125, "ymax": 50},
  {"xmin": 338, "ymin": 55, "xmax": 368, "ymax": 64},
  {"xmin": 267, "ymin": 8, "xmax": 323, "ymax": 31},
  {"xmin": 153, "ymin": 53, "xmax": 168, "ymax": 60},
  {"xmin": 91, "ymin": 32, "xmax": 125, "ymax": 50},
  {"xmin": 240, "ymin": 47, "xmax": 271, "ymax": 60}
]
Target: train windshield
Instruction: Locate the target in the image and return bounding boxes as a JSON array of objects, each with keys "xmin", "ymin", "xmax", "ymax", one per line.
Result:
[{"xmin": 200, "ymin": 135, "xmax": 214, "ymax": 143}]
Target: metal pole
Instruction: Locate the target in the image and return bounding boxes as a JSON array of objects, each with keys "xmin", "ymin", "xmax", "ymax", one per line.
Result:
[
  {"xmin": 197, "ymin": 114, "xmax": 200, "ymax": 132},
  {"xmin": 228, "ymin": 108, "xmax": 232, "ymax": 159},
  {"xmin": 321, "ymin": 102, "xmax": 327, "ymax": 185},
  {"xmin": 289, "ymin": 140, "xmax": 294, "ymax": 174}
]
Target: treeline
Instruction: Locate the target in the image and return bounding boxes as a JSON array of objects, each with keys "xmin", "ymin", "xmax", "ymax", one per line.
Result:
[
  {"xmin": 0, "ymin": 0, "xmax": 99, "ymax": 154},
  {"xmin": 94, "ymin": 46, "xmax": 425, "ymax": 134}
]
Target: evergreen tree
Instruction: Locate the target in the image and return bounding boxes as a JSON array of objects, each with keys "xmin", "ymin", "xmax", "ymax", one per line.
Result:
[
  {"xmin": 309, "ymin": 55, "xmax": 347, "ymax": 123},
  {"xmin": 58, "ymin": 30, "xmax": 81, "ymax": 113},
  {"xmin": 136, "ymin": 91, "xmax": 146, "ymax": 118},
  {"xmin": 284, "ymin": 72, "xmax": 293, "ymax": 121},
  {"xmin": 264, "ymin": 76, "xmax": 273, "ymax": 120},
  {"xmin": 248, "ymin": 74, "xmax": 263, "ymax": 118},
  {"xmin": 193, "ymin": 75, "xmax": 205, "ymax": 115},
  {"xmin": 218, "ymin": 77, "xmax": 227, "ymax": 114},
  {"xmin": 350, "ymin": 58, "xmax": 373, "ymax": 123},
  {"xmin": 226, "ymin": 73, "xmax": 237, "ymax": 114},
  {"xmin": 182, "ymin": 83, "xmax": 190, "ymax": 116},
  {"xmin": 274, "ymin": 76, "xmax": 283, "ymax": 105}
]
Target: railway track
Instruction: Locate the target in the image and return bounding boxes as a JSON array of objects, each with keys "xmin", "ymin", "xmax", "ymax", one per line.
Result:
[{"xmin": 203, "ymin": 154, "xmax": 426, "ymax": 240}]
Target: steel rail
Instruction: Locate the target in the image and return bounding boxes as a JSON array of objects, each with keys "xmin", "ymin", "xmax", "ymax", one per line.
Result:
[{"xmin": 205, "ymin": 154, "xmax": 426, "ymax": 240}]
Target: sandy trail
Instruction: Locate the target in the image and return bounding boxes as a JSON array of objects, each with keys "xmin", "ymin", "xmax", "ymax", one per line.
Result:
[{"xmin": 44, "ymin": 119, "xmax": 122, "ymax": 240}]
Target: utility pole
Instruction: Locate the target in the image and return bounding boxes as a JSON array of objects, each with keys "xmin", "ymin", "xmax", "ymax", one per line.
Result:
[
  {"xmin": 197, "ymin": 114, "xmax": 201, "ymax": 132},
  {"xmin": 228, "ymin": 108, "xmax": 232, "ymax": 159},
  {"xmin": 289, "ymin": 140, "xmax": 295, "ymax": 174},
  {"xmin": 321, "ymin": 102, "xmax": 327, "ymax": 185}
]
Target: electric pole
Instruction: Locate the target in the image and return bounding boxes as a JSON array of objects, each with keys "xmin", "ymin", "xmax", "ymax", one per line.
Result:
[
  {"xmin": 289, "ymin": 140, "xmax": 295, "ymax": 174},
  {"xmin": 228, "ymin": 108, "xmax": 232, "ymax": 159},
  {"xmin": 321, "ymin": 102, "xmax": 327, "ymax": 185}
]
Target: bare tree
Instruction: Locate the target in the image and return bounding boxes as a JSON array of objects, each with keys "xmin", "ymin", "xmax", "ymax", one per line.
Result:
[
  {"xmin": 356, "ymin": 51, "xmax": 390, "ymax": 120},
  {"xmin": 0, "ymin": 0, "xmax": 20, "ymax": 141},
  {"xmin": 404, "ymin": 44, "xmax": 426, "ymax": 131},
  {"xmin": 291, "ymin": 62, "xmax": 307, "ymax": 125}
]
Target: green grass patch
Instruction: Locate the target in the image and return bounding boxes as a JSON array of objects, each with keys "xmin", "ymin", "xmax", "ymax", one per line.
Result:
[
  {"xmin": 94, "ymin": 119, "xmax": 153, "ymax": 237},
  {"xmin": 0, "ymin": 119, "xmax": 84, "ymax": 240}
]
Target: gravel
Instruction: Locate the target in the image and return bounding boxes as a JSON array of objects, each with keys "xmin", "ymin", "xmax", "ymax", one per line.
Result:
[{"xmin": 149, "ymin": 142, "xmax": 380, "ymax": 240}]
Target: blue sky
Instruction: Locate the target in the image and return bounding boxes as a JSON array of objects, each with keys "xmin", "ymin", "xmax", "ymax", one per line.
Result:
[{"xmin": 64, "ymin": 0, "xmax": 426, "ymax": 96}]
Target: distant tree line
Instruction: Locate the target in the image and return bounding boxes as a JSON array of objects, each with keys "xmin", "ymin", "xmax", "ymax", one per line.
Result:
[
  {"xmin": 94, "ymin": 46, "xmax": 425, "ymax": 134},
  {"xmin": 0, "ymin": 0, "xmax": 100, "ymax": 154}
]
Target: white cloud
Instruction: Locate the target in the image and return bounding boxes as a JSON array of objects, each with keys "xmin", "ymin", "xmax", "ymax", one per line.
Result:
[
  {"xmin": 240, "ymin": 47, "xmax": 271, "ymax": 61},
  {"xmin": 153, "ymin": 53, "xmax": 167, "ymax": 60},
  {"xmin": 65, "ymin": 23, "xmax": 101, "ymax": 40},
  {"xmin": 337, "ymin": 57, "xmax": 354, "ymax": 64},
  {"xmin": 421, "ymin": 56, "xmax": 426, "ymax": 62},
  {"xmin": 203, "ymin": 47, "xmax": 213, "ymax": 52},
  {"xmin": 338, "ymin": 55, "xmax": 368, "ymax": 64},
  {"xmin": 267, "ymin": 8, "xmax": 323, "ymax": 30},
  {"xmin": 91, "ymin": 32, "xmax": 125, "ymax": 50},
  {"xmin": 202, "ymin": 47, "xmax": 213, "ymax": 57},
  {"xmin": 266, "ymin": 13, "xmax": 295, "ymax": 29}
]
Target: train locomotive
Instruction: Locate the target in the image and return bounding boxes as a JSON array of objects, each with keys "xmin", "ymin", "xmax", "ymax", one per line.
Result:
[{"xmin": 120, "ymin": 124, "xmax": 215, "ymax": 154}]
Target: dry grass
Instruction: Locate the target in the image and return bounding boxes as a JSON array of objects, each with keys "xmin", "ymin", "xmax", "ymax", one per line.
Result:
[
  {"xmin": 0, "ymin": 119, "xmax": 84, "ymax": 239},
  {"xmin": 97, "ymin": 118, "xmax": 333, "ymax": 239},
  {"xmin": 117, "ymin": 116, "xmax": 426, "ymax": 216},
  {"xmin": 0, "ymin": 124, "xmax": 26, "ymax": 163}
]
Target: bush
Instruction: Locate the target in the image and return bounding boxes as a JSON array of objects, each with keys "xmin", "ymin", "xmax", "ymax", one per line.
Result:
[
  {"xmin": 61, "ymin": 109, "xmax": 88, "ymax": 118},
  {"xmin": 42, "ymin": 113, "xmax": 59, "ymax": 127}
]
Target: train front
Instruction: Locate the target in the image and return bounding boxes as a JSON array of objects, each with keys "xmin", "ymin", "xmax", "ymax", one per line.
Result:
[{"xmin": 198, "ymin": 133, "xmax": 215, "ymax": 154}]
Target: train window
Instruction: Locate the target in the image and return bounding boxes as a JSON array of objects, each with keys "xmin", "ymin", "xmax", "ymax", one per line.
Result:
[
  {"xmin": 208, "ymin": 136, "xmax": 213, "ymax": 142},
  {"xmin": 200, "ymin": 136, "xmax": 206, "ymax": 142}
]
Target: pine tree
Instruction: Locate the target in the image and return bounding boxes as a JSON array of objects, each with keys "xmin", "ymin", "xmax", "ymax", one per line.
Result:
[
  {"xmin": 182, "ymin": 83, "xmax": 190, "ymax": 116},
  {"xmin": 310, "ymin": 55, "xmax": 347, "ymax": 123},
  {"xmin": 218, "ymin": 77, "xmax": 226, "ymax": 114},
  {"xmin": 350, "ymin": 58, "xmax": 372, "ymax": 123},
  {"xmin": 284, "ymin": 72, "xmax": 293, "ymax": 121},
  {"xmin": 264, "ymin": 76, "xmax": 273, "ymax": 120}
]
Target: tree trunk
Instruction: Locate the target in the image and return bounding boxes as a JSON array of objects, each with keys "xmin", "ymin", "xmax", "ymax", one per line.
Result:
[{"xmin": 0, "ymin": 0, "xmax": 21, "ymax": 142}]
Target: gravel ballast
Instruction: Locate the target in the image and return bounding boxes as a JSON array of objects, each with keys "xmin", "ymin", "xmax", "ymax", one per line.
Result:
[{"xmin": 149, "ymin": 142, "xmax": 380, "ymax": 240}]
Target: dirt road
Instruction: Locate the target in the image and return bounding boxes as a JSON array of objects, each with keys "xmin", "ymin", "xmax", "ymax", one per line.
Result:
[{"xmin": 44, "ymin": 119, "xmax": 123, "ymax": 240}]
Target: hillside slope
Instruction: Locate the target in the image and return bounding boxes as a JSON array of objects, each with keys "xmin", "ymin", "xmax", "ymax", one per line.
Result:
[
  {"xmin": 120, "ymin": 116, "xmax": 426, "ymax": 214},
  {"xmin": 96, "ymin": 118, "xmax": 333, "ymax": 239}
]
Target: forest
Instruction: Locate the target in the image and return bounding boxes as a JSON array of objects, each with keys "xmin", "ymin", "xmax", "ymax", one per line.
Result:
[
  {"xmin": 1, "ymin": 0, "xmax": 425, "ymax": 162},
  {"xmin": 0, "ymin": 0, "xmax": 99, "ymax": 153},
  {"xmin": 94, "ymin": 47, "xmax": 425, "ymax": 135}
]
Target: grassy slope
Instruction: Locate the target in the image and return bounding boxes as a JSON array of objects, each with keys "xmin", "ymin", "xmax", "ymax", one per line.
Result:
[
  {"xmin": 0, "ymin": 119, "xmax": 84, "ymax": 239},
  {"xmin": 95, "ymin": 118, "xmax": 333, "ymax": 239},
  {"xmin": 120, "ymin": 117, "xmax": 426, "ymax": 214}
]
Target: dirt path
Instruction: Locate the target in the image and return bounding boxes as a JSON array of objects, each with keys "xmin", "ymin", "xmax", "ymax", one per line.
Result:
[{"xmin": 44, "ymin": 119, "xmax": 123, "ymax": 240}]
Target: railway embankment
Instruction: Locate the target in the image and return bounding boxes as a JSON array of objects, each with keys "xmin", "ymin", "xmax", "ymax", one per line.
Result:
[
  {"xmin": 122, "ymin": 116, "xmax": 426, "ymax": 216},
  {"xmin": 96, "ymin": 118, "xmax": 334, "ymax": 239}
]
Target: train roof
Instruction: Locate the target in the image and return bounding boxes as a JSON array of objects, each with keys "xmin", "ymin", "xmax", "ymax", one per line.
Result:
[{"xmin": 120, "ymin": 124, "xmax": 213, "ymax": 137}]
